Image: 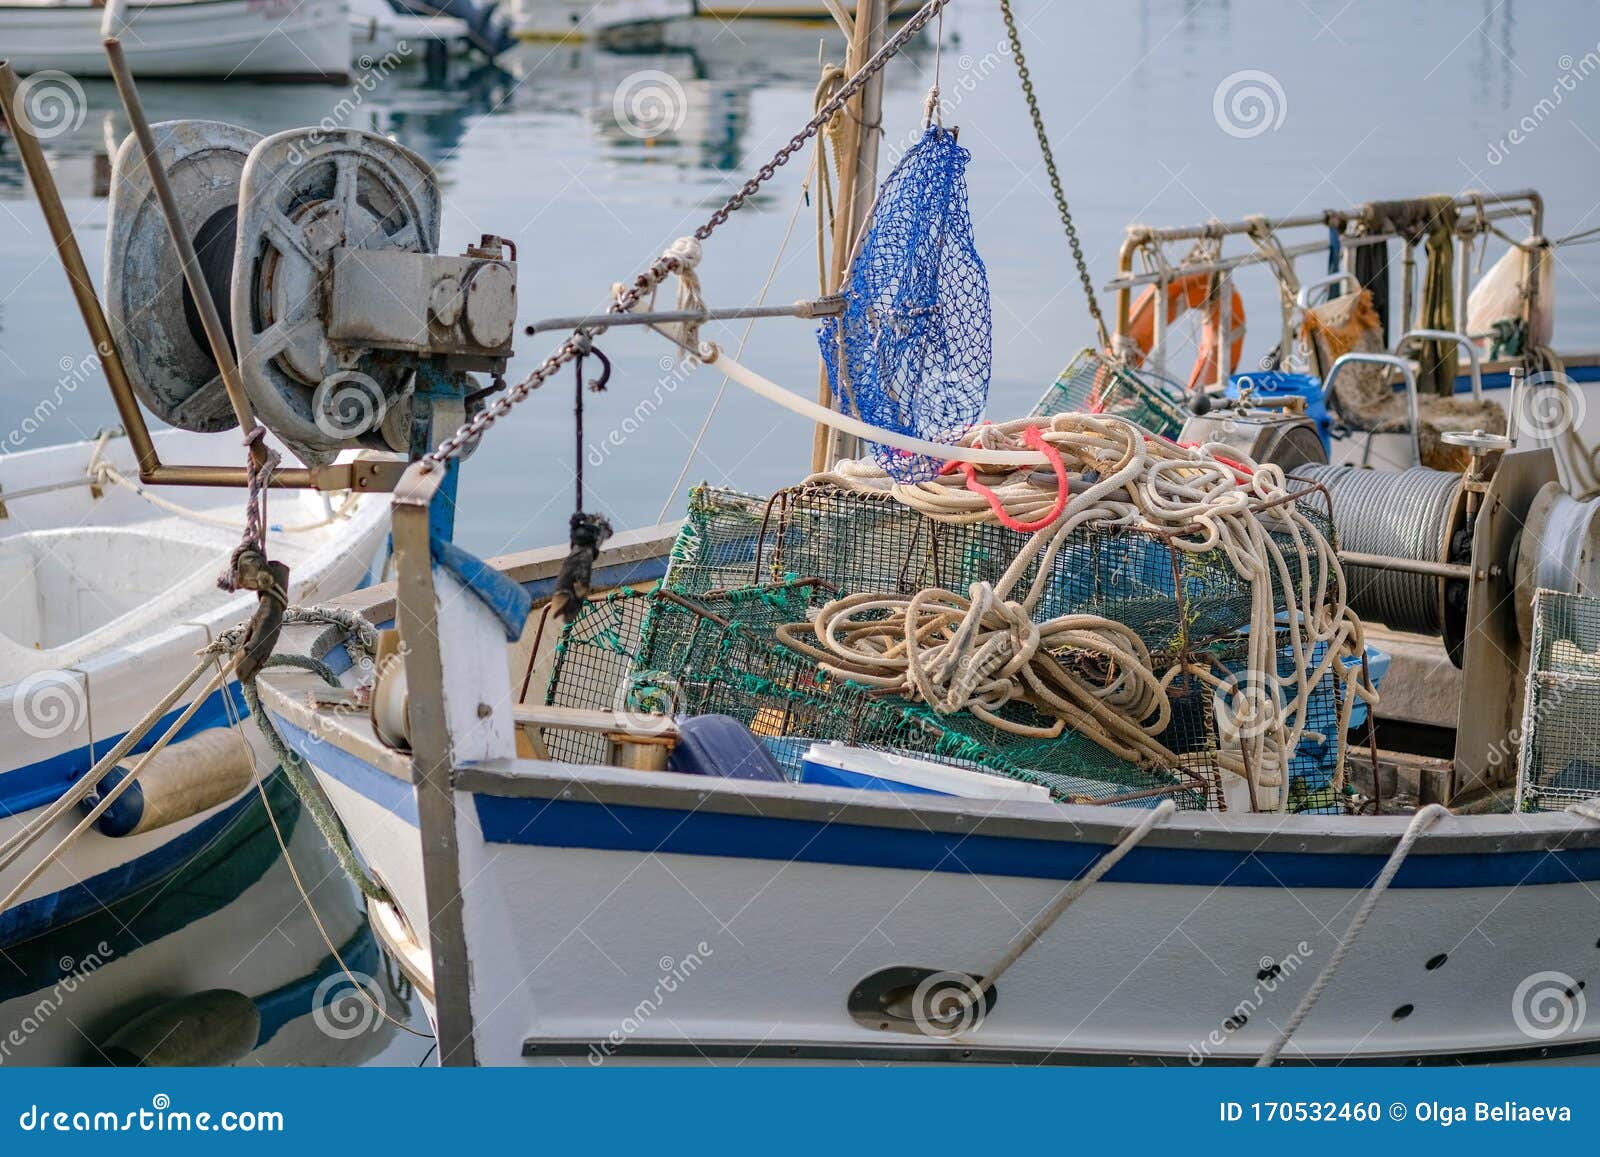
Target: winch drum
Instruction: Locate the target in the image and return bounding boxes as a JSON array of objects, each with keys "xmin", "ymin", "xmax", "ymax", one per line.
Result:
[
  {"xmin": 231, "ymin": 129, "xmax": 442, "ymax": 464},
  {"xmin": 104, "ymin": 120, "xmax": 263, "ymax": 433}
]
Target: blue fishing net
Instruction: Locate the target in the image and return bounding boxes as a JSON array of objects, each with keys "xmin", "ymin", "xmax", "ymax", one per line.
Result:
[{"xmin": 818, "ymin": 125, "xmax": 991, "ymax": 481}]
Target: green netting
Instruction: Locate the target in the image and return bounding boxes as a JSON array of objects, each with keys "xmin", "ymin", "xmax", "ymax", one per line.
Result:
[
  {"xmin": 575, "ymin": 480, "xmax": 1348, "ymax": 813},
  {"xmin": 1032, "ymin": 348, "xmax": 1188, "ymax": 440},
  {"xmin": 545, "ymin": 580, "xmax": 1211, "ymax": 808}
]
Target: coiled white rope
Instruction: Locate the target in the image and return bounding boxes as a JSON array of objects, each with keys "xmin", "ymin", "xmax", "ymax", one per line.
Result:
[{"xmin": 801, "ymin": 412, "xmax": 1373, "ymax": 811}]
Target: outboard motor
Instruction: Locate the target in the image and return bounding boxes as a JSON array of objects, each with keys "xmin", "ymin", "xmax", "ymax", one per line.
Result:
[{"xmin": 398, "ymin": 0, "xmax": 515, "ymax": 57}]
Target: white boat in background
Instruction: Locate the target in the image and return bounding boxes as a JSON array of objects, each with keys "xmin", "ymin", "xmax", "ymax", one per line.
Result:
[
  {"xmin": 690, "ymin": 0, "xmax": 914, "ymax": 19},
  {"xmin": 349, "ymin": 0, "xmax": 472, "ymax": 60},
  {"xmin": 0, "ymin": 427, "xmax": 390, "ymax": 955},
  {"xmin": 0, "ymin": 0, "xmax": 352, "ymax": 81},
  {"xmin": 507, "ymin": 0, "xmax": 689, "ymax": 41}
]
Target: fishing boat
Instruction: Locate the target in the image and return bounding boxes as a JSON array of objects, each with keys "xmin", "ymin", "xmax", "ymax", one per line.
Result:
[
  {"xmin": 506, "ymin": 0, "xmax": 691, "ymax": 42},
  {"xmin": 0, "ymin": 428, "xmax": 389, "ymax": 951},
  {"xmin": 0, "ymin": 0, "xmax": 352, "ymax": 81},
  {"xmin": 0, "ymin": 68, "xmax": 398, "ymax": 964},
  {"xmin": 349, "ymin": 0, "xmax": 475, "ymax": 60},
  {"xmin": 28, "ymin": 0, "xmax": 1600, "ymax": 1069},
  {"xmin": 690, "ymin": 0, "xmax": 915, "ymax": 19}
]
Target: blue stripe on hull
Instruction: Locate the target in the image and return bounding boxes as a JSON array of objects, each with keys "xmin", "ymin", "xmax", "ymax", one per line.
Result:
[
  {"xmin": 471, "ymin": 794, "xmax": 1600, "ymax": 890},
  {"xmin": 277, "ymin": 701, "xmax": 1600, "ymax": 892},
  {"xmin": 0, "ymin": 684, "xmax": 251, "ymax": 819},
  {"xmin": 0, "ymin": 779, "xmax": 269, "ymax": 949},
  {"xmin": 274, "ymin": 717, "xmax": 418, "ymax": 826}
]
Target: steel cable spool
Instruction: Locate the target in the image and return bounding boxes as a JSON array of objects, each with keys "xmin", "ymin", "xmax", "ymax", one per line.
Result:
[{"xmin": 1291, "ymin": 463, "xmax": 1468, "ymax": 642}]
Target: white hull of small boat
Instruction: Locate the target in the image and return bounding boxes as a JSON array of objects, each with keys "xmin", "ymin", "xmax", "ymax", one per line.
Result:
[
  {"xmin": 508, "ymin": 0, "xmax": 689, "ymax": 40},
  {"xmin": 0, "ymin": 0, "xmax": 352, "ymax": 80},
  {"xmin": 0, "ymin": 428, "xmax": 389, "ymax": 953},
  {"xmin": 263, "ymin": 673, "xmax": 1600, "ymax": 1067},
  {"xmin": 691, "ymin": 0, "xmax": 914, "ymax": 19},
  {"xmin": 0, "ymin": 775, "xmax": 393, "ymax": 1066},
  {"xmin": 348, "ymin": 0, "xmax": 469, "ymax": 59},
  {"xmin": 255, "ymin": 532, "xmax": 1600, "ymax": 1068}
]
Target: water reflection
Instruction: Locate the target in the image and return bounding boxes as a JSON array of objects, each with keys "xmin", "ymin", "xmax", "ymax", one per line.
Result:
[{"xmin": 0, "ymin": 773, "xmax": 431, "ymax": 1066}]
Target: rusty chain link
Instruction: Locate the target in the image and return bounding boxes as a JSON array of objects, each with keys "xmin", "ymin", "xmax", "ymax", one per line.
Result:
[
  {"xmin": 423, "ymin": 0, "xmax": 954, "ymax": 469},
  {"xmin": 998, "ymin": 0, "xmax": 1109, "ymax": 350}
]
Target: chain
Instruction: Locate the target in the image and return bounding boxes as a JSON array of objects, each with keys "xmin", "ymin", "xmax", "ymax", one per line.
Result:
[
  {"xmin": 423, "ymin": 0, "xmax": 954, "ymax": 469},
  {"xmin": 998, "ymin": 0, "xmax": 1109, "ymax": 349}
]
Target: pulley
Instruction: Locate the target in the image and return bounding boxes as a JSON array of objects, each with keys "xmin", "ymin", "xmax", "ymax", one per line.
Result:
[
  {"xmin": 232, "ymin": 129, "xmax": 440, "ymax": 464},
  {"xmin": 1514, "ymin": 482, "xmax": 1600, "ymax": 643},
  {"xmin": 104, "ymin": 120, "xmax": 261, "ymax": 433}
]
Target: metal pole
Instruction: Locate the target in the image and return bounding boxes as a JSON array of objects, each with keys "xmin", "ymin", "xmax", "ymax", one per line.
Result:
[
  {"xmin": 103, "ymin": 37, "xmax": 266, "ymax": 468},
  {"xmin": 810, "ymin": 0, "xmax": 885, "ymax": 473},
  {"xmin": 391, "ymin": 461, "xmax": 477, "ymax": 1066},
  {"xmin": 0, "ymin": 60, "xmax": 159, "ymax": 476}
]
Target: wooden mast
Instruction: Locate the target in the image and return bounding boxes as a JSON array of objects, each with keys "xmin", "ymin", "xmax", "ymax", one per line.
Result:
[{"xmin": 810, "ymin": 0, "xmax": 890, "ymax": 473}]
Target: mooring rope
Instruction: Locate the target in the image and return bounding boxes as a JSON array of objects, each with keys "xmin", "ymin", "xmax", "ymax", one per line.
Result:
[
  {"xmin": 932, "ymin": 798, "xmax": 1177, "ymax": 1031},
  {"xmin": 1256, "ymin": 803, "xmax": 1450, "ymax": 1065}
]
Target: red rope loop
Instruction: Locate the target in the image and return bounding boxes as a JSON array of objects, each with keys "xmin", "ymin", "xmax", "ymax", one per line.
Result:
[{"xmin": 941, "ymin": 425, "xmax": 1069, "ymax": 533}]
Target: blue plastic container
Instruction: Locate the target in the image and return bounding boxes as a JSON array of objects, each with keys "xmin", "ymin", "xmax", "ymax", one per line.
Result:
[{"xmin": 1227, "ymin": 372, "xmax": 1332, "ymax": 454}]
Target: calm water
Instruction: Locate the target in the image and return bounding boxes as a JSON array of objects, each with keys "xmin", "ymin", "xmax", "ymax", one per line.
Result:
[{"xmin": 4, "ymin": 0, "xmax": 1600, "ymax": 1063}]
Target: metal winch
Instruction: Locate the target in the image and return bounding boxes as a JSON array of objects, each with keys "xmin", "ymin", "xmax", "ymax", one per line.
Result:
[
  {"xmin": 1186, "ymin": 398, "xmax": 1600, "ymax": 796},
  {"xmin": 105, "ymin": 122, "xmax": 517, "ymax": 465}
]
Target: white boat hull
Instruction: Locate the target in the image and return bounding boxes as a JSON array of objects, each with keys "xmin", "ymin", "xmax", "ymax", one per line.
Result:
[
  {"xmin": 0, "ymin": 429, "xmax": 390, "ymax": 951},
  {"xmin": 0, "ymin": 773, "xmax": 397, "ymax": 1066},
  {"xmin": 0, "ymin": 0, "xmax": 352, "ymax": 79},
  {"xmin": 507, "ymin": 0, "xmax": 689, "ymax": 40},
  {"xmin": 257, "ymin": 573, "xmax": 1600, "ymax": 1067}
]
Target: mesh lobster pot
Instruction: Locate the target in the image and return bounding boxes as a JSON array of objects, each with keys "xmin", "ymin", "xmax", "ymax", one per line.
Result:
[
  {"xmin": 638, "ymin": 484, "xmax": 1351, "ymax": 812},
  {"xmin": 1518, "ymin": 589, "xmax": 1600, "ymax": 811},
  {"xmin": 1032, "ymin": 348, "xmax": 1188, "ymax": 440},
  {"xmin": 753, "ymin": 484, "xmax": 1336, "ymax": 660},
  {"xmin": 544, "ymin": 581, "xmax": 1212, "ymax": 808}
]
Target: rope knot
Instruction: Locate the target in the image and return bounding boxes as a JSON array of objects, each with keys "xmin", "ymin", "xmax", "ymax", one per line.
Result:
[{"xmin": 664, "ymin": 236, "xmax": 703, "ymax": 271}]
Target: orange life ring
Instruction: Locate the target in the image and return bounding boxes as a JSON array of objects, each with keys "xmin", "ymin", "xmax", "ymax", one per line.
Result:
[{"xmin": 1121, "ymin": 271, "xmax": 1246, "ymax": 392}]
